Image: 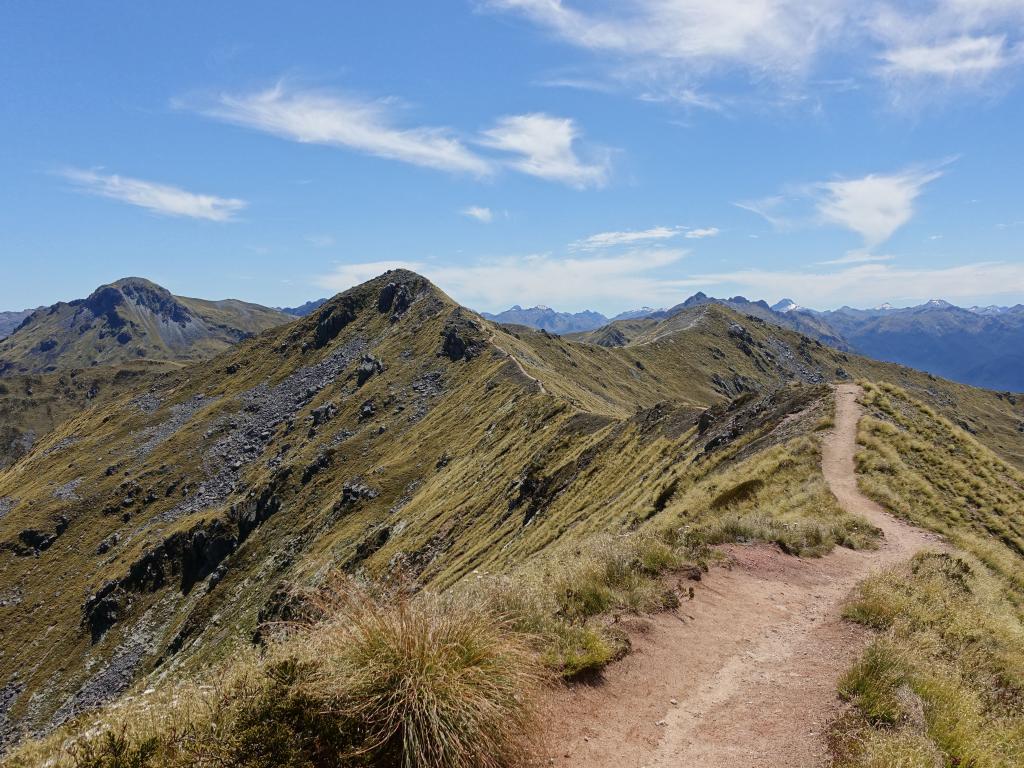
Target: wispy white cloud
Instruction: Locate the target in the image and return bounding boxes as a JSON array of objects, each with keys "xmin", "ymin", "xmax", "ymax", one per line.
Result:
[
  {"xmin": 486, "ymin": 0, "xmax": 840, "ymax": 76},
  {"xmin": 685, "ymin": 227, "xmax": 720, "ymax": 239},
  {"xmin": 571, "ymin": 225, "xmax": 684, "ymax": 250},
  {"xmin": 869, "ymin": 2, "xmax": 1024, "ymax": 97},
  {"xmin": 488, "ymin": 0, "xmax": 1024, "ymax": 105},
  {"xmin": 192, "ymin": 83, "xmax": 492, "ymax": 176},
  {"xmin": 880, "ymin": 35, "xmax": 1013, "ymax": 76},
  {"xmin": 317, "ymin": 248, "xmax": 697, "ymax": 310},
  {"xmin": 817, "ymin": 251, "xmax": 895, "ymax": 265},
  {"xmin": 479, "ymin": 113, "xmax": 611, "ymax": 188},
  {"xmin": 58, "ymin": 167, "xmax": 246, "ymax": 221},
  {"xmin": 306, "ymin": 234, "xmax": 336, "ymax": 248},
  {"xmin": 461, "ymin": 206, "xmax": 494, "ymax": 222},
  {"xmin": 733, "ymin": 196, "xmax": 791, "ymax": 229},
  {"xmin": 737, "ymin": 163, "xmax": 947, "ymax": 247}
]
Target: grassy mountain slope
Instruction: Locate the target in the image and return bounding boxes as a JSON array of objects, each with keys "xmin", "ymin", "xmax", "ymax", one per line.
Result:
[
  {"xmin": 0, "ymin": 363, "xmax": 172, "ymax": 470},
  {"xmin": 0, "ymin": 278, "xmax": 290, "ymax": 376},
  {"xmin": 1, "ymin": 270, "xmax": 1023, "ymax": 753},
  {"xmin": 831, "ymin": 382, "xmax": 1024, "ymax": 767},
  {"xmin": 545, "ymin": 304, "xmax": 1024, "ymax": 466}
]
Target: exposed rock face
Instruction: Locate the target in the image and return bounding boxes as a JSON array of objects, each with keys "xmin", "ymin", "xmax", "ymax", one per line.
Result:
[
  {"xmin": 728, "ymin": 323, "xmax": 754, "ymax": 344},
  {"xmin": 312, "ymin": 300, "xmax": 359, "ymax": 350},
  {"xmin": 440, "ymin": 310, "xmax": 485, "ymax": 361},
  {"xmin": 355, "ymin": 355, "xmax": 384, "ymax": 387},
  {"xmin": 378, "ymin": 281, "xmax": 415, "ymax": 318},
  {"xmin": 82, "ymin": 468, "xmax": 291, "ymax": 645}
]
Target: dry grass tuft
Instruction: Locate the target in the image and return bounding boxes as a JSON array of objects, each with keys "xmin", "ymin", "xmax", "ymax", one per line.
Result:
[
  {"xmin": 5, "ymin": 578, "xmax": 540, "ymax": 768},
  {"xmin": 5, "ymin": 529, "xmax": 696, "ymax": 767}
]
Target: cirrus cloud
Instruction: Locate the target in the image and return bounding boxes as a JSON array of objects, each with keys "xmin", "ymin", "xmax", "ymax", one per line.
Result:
[
  {"xmin": 571, "ymin": 225, "xmax": 684, "ymax": 250},
  {"xmin": 191, "ymin": 83, "xmax": 492, "ymax": 176},
  {"xmin": 58, "ymin": 167, "xmax": 246, "ymax": 221}
]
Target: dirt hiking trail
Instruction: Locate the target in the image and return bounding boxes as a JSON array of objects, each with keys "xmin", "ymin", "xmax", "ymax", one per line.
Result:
[{"xmin": 537, "ymin": 383, "xmax": 943, "ymax": 767}]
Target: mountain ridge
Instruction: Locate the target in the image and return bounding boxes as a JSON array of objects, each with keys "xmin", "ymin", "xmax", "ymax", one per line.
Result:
[
  {"xmin": 0, "ymin": 278, "xmax": 291, "ymax": 376},
  {"xmin": 0, "ymin": 269, "xmax": 1022, "ymax": 752},
  {"xmin": 483, "ymin": 294, "xmax": 1024, "ymax": 391}
]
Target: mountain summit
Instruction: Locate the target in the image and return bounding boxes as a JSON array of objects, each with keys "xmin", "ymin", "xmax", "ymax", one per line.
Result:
[{"xmin": 0, "ymin": 278, "xmax": 290, "ymax": 375}]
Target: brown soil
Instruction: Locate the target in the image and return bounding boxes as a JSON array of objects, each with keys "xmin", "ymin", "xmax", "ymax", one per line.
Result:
[{"xmin": 535, "ymin": 383, "xmax": 942, "ymax": 767}]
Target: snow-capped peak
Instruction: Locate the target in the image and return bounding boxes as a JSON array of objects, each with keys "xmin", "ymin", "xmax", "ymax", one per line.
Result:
[{"xmin": 771, "ymin": 298, "xmax": 800, "ymax": 313}]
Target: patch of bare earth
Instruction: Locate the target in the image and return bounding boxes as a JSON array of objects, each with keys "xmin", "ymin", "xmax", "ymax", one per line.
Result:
[{"xmin": 534, "ymin": 384, "xmax": 942, "ymax": 767}]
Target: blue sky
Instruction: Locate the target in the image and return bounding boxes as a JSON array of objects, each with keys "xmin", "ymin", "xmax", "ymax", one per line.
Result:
[{"xmin": 2, "ymin": 1, "xmax": 1023, "ymax": 314}]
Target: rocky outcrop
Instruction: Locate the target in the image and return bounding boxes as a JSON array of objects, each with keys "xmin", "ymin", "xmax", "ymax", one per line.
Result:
[
  {"xmin": 82, "ymin": 469, "xmax": 292, "ymax": 643},
  {"xmin": 440, "ymin": 310, "xmax": 486, "ymax": 361}
]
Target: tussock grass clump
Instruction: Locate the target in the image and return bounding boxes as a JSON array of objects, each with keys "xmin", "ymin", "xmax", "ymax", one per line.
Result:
[
  {"xmin": 5, "ymin": 578, "xmax": 540, "ymax": 768},
  {"xmin": 833, "ymin": 552, "xmax": 1024, "ymax": 768},
  {"xmin": 691, "ymin": 512, "xmax": 875, "ymax": 557},
  {"xmin": 285, "ymin": 578, "xmax": 539, "ymax": 768},
  {"xmin": 8, "ymin": 530, "xmax": 695, "ymax": 766}
]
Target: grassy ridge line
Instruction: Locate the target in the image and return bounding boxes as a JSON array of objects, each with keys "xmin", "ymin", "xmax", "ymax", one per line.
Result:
[
  {"xmin": 6, "ymin": 390, "xmax": 876, "ymax": 767},
  {"xmin": 830, "ymin": 381, "xmax": 1024, "ymax": 767}
]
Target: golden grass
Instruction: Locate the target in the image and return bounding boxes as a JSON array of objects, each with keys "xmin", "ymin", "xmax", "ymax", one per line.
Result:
[
  {"xmin": 5, "ymin": 577, "xmax": 539, "ymax": 768},
  {"xmin": 835, "ymin": 553, "xmax": 1024, "ymax": 768},
  {"xmin": 4, "ymin": 528, "xmax": 695, "ymax": 767},
  {"xmin": 832, "ymin": 381, "xmax": 1024, "ymax": 767},
  {"xmin": 664, "ymin": 435, "xmax": 880, "ymax": 557}
]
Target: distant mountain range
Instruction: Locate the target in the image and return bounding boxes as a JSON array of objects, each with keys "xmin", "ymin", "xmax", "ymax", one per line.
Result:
[
  {"xmin": 0, "ymin": 278, "xmax": 290, "ymax": 375},
  {"xmin": 480, "ymin": 305, "xmax": 611, "ymax": 334},
  {"xmin": 0, "ymin": 310, "xmax": 36, "ymax": 341},
  {"xmin": 805, "ymin": 301, "xmax": 1024, "ymax": 392},
  {"xmin": 4, "ymin": 283, "xmax": 1022, "ymax": 390},
  {"xmin": 484, "ymin": 295, "xmax": 1024, "ymax": 391},
  {"xmin": 279, "ymin": 298, "xmax": 328, "ymax": 317}
]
